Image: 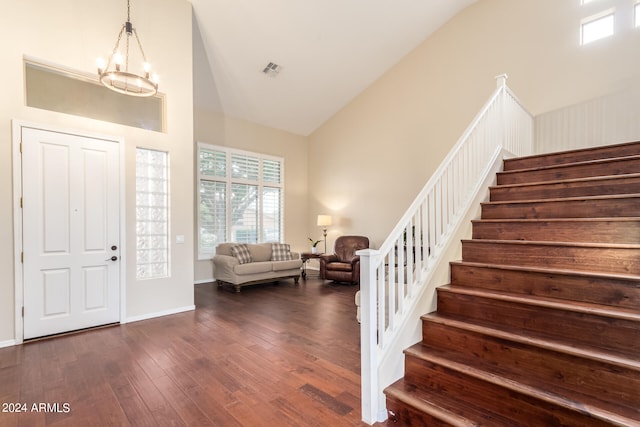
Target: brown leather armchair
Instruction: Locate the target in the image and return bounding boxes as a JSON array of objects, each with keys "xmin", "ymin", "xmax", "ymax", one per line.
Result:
[{"xmin": 320, "ymin": 236, "xmax": 369, "ymax": 284}]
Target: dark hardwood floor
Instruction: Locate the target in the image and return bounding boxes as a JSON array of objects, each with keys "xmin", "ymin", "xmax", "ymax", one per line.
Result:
[{"xmin": 0, "ymin": 277, "xmax": 378, "ymax": 427}]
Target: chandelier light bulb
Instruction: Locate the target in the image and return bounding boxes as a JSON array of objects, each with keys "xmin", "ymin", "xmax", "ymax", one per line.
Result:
[
  {"xmin": 152, "ymin": 74, "xmax": 159, "ymax": 84},
  {"xmin": 96, "ymin": 57, "xmax": 106, "ymax": 72},
  {"xmin": 143, "ymin": 62, "xmax": 151, "ymax": 73},
  {"xmin": 114, "ymin": 52, "xmax": 123, "ymax": 66}
]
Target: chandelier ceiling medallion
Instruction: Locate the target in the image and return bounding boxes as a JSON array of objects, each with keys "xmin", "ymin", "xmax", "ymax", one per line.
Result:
[{"xmin": 97, "ymin": 0, "xmax": 158, "ymax": 97}]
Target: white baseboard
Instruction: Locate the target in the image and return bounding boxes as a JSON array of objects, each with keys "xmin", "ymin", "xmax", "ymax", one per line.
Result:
[
  {"xmin": 125, "ymin": 305, "xmax": 196, "ymax": 324},
  {"xmin": 0, "ymin": 339, "xmax": 17, "ymax": 348},
  {"xmin": 194, "ymin": 278, "xmax": 214, "ymax": 285}
]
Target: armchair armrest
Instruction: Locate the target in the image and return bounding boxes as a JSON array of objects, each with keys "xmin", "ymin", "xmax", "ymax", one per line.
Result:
[
  {"xmin": 320, "ymin": 254, "xmax": 339, "ymax": 263},
  {"xmin": 319, "ymin": 254, "xmax": 338, "ymax": 279}
]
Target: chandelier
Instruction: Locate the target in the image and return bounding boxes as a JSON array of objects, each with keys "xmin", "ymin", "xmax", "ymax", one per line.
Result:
[{"xmin": 97, "ymin": 0, "xmax": 158, "ymax": 97}]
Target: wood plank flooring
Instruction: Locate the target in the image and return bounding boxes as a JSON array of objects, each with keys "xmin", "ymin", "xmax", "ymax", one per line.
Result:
[{"xmin": 0, "ymin": 278, "xmax": 377, "ymax": 427}]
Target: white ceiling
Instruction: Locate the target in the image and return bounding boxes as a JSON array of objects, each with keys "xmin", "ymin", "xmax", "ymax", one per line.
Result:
[{"xmin": 190, "ymin": 0, "xmax": 477, "ymax": 136}]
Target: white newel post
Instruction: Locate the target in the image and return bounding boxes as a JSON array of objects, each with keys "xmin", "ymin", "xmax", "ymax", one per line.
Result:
[
  {"xmin": 358, "ymin": 248, "xmax": 386, "ymax": 424},
  {"xmin": 495, "ymin": 73, "xmax": 508, "ymax": 88}
]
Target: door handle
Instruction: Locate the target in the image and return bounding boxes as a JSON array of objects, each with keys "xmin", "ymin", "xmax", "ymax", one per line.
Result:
[{"xmin": 106, "ymin": 256, "xmax": 118, "ymax": 262}]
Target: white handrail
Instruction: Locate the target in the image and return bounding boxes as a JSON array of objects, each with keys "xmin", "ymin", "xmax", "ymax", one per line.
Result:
[{"xmin": 358, "ymin": 75, "xmax": 533, "ymax": 424}]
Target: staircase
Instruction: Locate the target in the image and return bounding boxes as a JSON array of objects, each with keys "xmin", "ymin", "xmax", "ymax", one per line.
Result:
[{"xmin": 383, "ymin": 141, "xmax": 640, "ymax": 426}]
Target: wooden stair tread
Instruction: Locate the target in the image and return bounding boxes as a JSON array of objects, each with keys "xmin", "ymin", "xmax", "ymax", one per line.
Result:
[
  {"xmin": 438, "ymin": 284, "xmax": 640, "ymax": 321},
  {"xmin": 499, "ymin": 154, "xmax": 640, "ymax": 175},
  {"xmin": 491, "ymin": 172, "xmax": 640, "ymax": 193},
  {"xmin": 385, "ymin": 379, "xmax": 519, "ymax": 427},
  {"xmin": 461, "ymin": 238, "xmax": 640, "ymax": 250},
  {"xmin": 403, "ymin": 344, "xmax": 640, "ymax": 425},
  {"xmin": 449, "ymin": 261, "xmax": 640, "ymax": 310},
  {"xmin": 386, "ymin": 381, "xmax": 485, "ymax": 427},
  {"xmin": 503, "ymin": 141, "xmax": 640, "ymax": 170},
  {"xmin": 450, "ymin": 260, "xmax": 640, "ymax": 282},
  {"xmin": 421, "ymin": 313, "xmax": 640, "ymax": 371},
  {"xmin": 482, "ymin": 192, "xmax": 640, "ymax": 207},
  {"xmin": 472, "ymin": 217, "xmax": 640, "ymax": 224}
]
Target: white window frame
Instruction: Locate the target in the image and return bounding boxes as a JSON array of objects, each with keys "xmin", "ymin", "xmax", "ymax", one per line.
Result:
[
  {"xmin": 635, "ymin": 1, "xmax": 640, "ymax": 27},
  {"xmin": 197, "ymin": 143, "xmax": 285, "ymax": 260},
  {"xmin": 581, "ymin": 8, "xmax": 615, "ymax": 45}
]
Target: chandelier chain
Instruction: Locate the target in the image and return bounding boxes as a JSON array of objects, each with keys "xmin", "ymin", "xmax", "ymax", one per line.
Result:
[
  {"xmin": 125, "ymin": 29, "xmax": 130, "ymax": 73},
  {"xmin": 110, "ymin": 26, "xmax": 126, "ymax": 64},
  {"xmin": 132, "ymin": 29, "xmax": 148, "ymax": 63}
]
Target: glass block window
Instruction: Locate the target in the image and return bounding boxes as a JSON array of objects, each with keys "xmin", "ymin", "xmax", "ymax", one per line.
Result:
[
  {"xmin": 197, "ymin": 143, "xmax": 284, "ymax": 259},
  {"xmin": 136, "ymin": 148, "xmax": 169, "ymax": 279}
]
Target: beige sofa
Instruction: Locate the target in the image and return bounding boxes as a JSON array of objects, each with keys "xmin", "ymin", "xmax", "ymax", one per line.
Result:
[{"xmin": 213, "ymin": 243, "xmax": 302, "ymax": 292}]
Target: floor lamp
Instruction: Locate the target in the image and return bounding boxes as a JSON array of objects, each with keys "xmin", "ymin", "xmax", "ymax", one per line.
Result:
[{"xmin": 317, "ymin": 215, "xmax": 332, "ymax": 254}]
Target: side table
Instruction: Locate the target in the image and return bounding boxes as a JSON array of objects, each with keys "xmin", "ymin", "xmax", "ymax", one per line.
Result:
[{"xmin": 301, "ymin": 252, "xmax": 323, "ymax": 279}]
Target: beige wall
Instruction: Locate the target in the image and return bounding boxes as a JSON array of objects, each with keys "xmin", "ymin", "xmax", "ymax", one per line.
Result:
[
  {"xmin": 193, "ymin": 109, "xmax": 309, "ymax": 282},
  {"xmin": 308, "ymin": 0, "xmax": 640, "ymax": 251},
  {"xmin": 0, "ymin": 0, "xmax": 193, "ymax": 344}
]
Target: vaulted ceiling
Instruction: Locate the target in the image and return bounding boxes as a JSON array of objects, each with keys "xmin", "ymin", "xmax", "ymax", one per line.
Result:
[{"xmin": 190, "ymin": 1, "xmax": 477, "ymax": 136}]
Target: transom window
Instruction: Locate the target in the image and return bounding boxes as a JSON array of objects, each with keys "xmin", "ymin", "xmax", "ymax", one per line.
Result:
[
  {"xmin": 581, "ymin": 9, "xmax": 615, "ymax": 44},
  {"xmin": 197, "ymin": 143, "xmax": 284, "ymax": 259},
  {"xmin": 25, "ymin": 59, "xmax": 164, "ymax": 132}
]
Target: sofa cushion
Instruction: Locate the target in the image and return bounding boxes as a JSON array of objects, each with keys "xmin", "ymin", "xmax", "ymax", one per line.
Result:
[
  {"xmin": 234, "ymin": 261, "xmax": 272, "ymax": 275},
  {"xmin": 272, "ymin": 259, "xmax": 302, "ymax": 272},
  {"xmin": 271, "ymin": 243, "xmax": 292, "ymax": 261},
  {"xmin": 248, "ymin": 243, "xmax": 272, "ymax": 262},
  {"xmin": 231, "ymin": 244, "xmax": 253, "ymax": 264}
]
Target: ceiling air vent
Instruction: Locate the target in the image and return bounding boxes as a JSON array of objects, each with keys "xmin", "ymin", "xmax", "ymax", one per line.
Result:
[{"xmin": 262, "ymin": 62, "xmax": 281, "ymax": 77}]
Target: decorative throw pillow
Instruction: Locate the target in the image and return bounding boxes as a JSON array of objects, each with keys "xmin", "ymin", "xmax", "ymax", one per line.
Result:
[
  {"xmin": 231, "ymin": 244, "xmax": 253, "ymax": 264},
  {"xmin": 271, "ymin": 243, "xmax": 292, "ymax": 261}
]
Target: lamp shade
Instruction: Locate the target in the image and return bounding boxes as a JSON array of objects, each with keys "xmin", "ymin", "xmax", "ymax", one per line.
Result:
[{"xmin": 317, "ymin": 215, "xmax": 332, "ymax": 227}]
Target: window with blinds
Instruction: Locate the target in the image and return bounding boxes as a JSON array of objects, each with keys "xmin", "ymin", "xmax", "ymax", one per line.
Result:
[
  {"xmin": 198, "ymin": 143, "xmax": 284, "ymax": 259},
  {"xmin": 136, "ymin": 148, "xmax": 169, "ymax": 279}
]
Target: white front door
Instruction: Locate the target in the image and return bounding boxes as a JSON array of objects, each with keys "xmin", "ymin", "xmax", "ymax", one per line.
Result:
[{"xmin": 22, "ymin": 127, "xmax": 121, "ymax": 340}]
